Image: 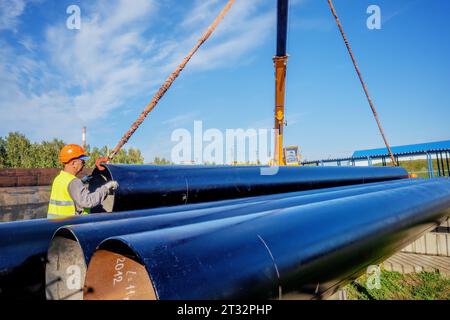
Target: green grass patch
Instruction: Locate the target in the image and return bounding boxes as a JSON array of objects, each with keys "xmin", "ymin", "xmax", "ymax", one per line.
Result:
[
  {"xmin": 373, "ymin": 158, "xmax": 449, "ymax": 178},
  {"xmin": 345, "ymin": 270, "xmax": 450, "ymax": 300}
]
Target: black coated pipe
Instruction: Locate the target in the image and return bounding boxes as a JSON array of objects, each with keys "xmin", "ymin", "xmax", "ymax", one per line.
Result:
[
  {"xmin": 0, "ymin": 174, "xmax": 408, "ymax": 300},
  {"xmin": 47, "ymin": 179, "xmax": 426, "ymax": 300},
  {"xmin": 84, "ymin": 179, "xmax": 450, "ymax": 300},
  {"xmin": 0, "ymin": 165, "xmax": 408, "ymax": 299},
  {"xmin": 89, "ymin": 165, "xmax": 408, "ymax": 213},
  {"xmin": 276, "ymin": 0, "xmax": 289, "ymax": 56},
  {"xmin": 2, "ymin": 185, "xmax": 346, "ymax": 300},
  {"xmin": 0, "ymin": 188, "xmax": 327, "ymax": 300}
]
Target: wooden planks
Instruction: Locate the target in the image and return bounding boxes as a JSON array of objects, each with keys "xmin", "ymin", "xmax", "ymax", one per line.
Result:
[
  {"xmin": 402, "ymin": 220, "xmax": 450, "ymax": 257},
  {"xmin": 383, "ymin": 252, "xmax": 450, "ymax": 276}
]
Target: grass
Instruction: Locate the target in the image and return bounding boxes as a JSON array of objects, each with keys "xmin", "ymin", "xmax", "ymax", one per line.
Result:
[
  {"xmin": 374, "ymin": 158, "xmax": 449, "ymax": 178},
  {"xmin": 345, "ymin": 269, "xmax": 450, "ymax": 300}
]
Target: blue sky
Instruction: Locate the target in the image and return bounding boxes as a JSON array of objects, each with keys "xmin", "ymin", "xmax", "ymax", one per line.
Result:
[{"xmin": 0, "ymin": 0, "xmax": 449, "ymax": 162}]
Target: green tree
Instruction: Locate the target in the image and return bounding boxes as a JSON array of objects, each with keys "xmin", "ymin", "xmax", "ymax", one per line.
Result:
[
  {"xmin": 128, "ymin": 148, "xmax": 144, "ymax": 164},
  {"xmin": 110, "ymin": 149, "xmax": 128, "ymax": 164},
  {"xmin": 151, "ymin": 156, "xmax": 172, "ymax": 165},
  {"xmin": 85, "ymin": 146, "xmax": 145, "ymax": 168},
  {"xmin": 0, "ymin": 137, "xmax": 6, "ymax": 168},
  {"xmin": 5, "ymin": 132, "xmax": 32, "ymax": 168},
  {"xmin": 33, "ymin": 139, "xmax": 65, "ymax": 168},
  {"xmin": 1, "ymin": 132, "xmax": 146, "ymax": 168},
  {"xmin": 85, "ymin": 146, "xmax": 102, "ymax": 168}
]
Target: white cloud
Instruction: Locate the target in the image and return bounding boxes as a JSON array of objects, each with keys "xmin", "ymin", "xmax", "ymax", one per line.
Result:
[
  {"xmin": 0, "ymin": 0, "xmax": 26, "ymax": 31},
  {"xmin": 383, "ymin": 0, "xmax": 421, "ymax": 25},
  {"xmin": 0, "ymin": 0, "xmax": 276, "ymax": 153},
  {"xmin": 189, "ymin": 11, "xmax": 274, "ymax": 71},
  {"xmin": 181, "ymin": 0, "xmax": 222, "ymax": 29},
  {"xmin": 18, "ymin": 36, "xmax": 35, "ymax": 52},
  {"xmin": 285, "ymin": 111, "xmax": 310, "ymax": 126},
  {"xmin": 179, "ymin": 0, "xmax": 275, "ymax": 71},
  {"xmin": 0, "ymin": 0, "xmax": 160, "ymax": 142},
  {"xmin": 162, "ymin": 112, "xmax": 201, "ymax": 128}
]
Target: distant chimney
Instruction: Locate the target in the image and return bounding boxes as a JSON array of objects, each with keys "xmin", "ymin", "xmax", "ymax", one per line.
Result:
[{"xmin": 82, "ymin": 126, "xmax": 87, "ymax": 149}]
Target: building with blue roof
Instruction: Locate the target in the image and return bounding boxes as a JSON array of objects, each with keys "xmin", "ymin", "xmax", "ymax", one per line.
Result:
[
  {"xmin": 352, "ymin": 140, "xmax": 450, "ymax": 158},
  {"xmin": 302, "ymin": 140, "xmax": 450, "ymax": 178}
]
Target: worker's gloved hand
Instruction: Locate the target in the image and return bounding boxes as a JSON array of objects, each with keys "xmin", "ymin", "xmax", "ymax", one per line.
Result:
[
  {"xmin": 105, "ymin": 180, "xmax": 119, "ymax": 191},
  {"xmin": 95, "ymin": 157, "xmax": 110, "ymax": 171}
]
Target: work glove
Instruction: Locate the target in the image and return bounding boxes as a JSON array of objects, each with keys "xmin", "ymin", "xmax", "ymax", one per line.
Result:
[
  {"xmin": 105, "ymin": 180, "xmax": 119, "ymax": 191},
  {"xmin": 81, "ymin": 175, "xmax": 92, "ymax": 184},
  {"xmin": 96, "ymin": 156, "xmax": 110, "ymax": 171}
]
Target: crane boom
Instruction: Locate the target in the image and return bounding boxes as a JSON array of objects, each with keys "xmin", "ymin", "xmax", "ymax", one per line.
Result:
[{"xmin": 274, "ymin": 0, "xmax": 289, "ymax": 166}]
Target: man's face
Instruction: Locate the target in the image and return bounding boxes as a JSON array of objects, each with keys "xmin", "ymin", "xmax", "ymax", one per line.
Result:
[{"xmin": 72, "ymin": 159, "xmax": 85, "ymax": 174}]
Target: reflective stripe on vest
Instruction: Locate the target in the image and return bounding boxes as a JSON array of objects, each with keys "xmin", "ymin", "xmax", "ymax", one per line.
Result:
[{"xmin": 47, "ymin": 171, "xmax": 89, "ymax": 219}]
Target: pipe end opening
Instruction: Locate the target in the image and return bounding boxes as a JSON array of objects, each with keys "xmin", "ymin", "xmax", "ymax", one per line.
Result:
[{"xmin": 84, "ymin": 241, "xmax": 157, "ymax": 300}]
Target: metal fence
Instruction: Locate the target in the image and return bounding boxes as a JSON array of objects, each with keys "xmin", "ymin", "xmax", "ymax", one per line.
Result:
[{"xmin": 302, "ymin": 150, "xmax": 450, "ymax": 178}]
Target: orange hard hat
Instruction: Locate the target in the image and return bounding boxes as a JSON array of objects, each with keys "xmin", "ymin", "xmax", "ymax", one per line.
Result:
[{"xmin": 59, "ymin": 144, "xmax": 90, "ymax": 164}]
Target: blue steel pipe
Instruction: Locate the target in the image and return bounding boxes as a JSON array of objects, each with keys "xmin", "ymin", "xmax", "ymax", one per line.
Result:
[
  {"xmin": 90, "ymin": 164, "xmax": 408, "ymax": 212},
  {"xmin": 47, "ymin": 178, "xmax": 427, "ymax": 300},
  {"xmin": 0, "ymin": 185, "xmax": 353, "ymax": 300},
  {"xmin": 1, "ymin": 186, "xmax": 343, "ymax": 300},
  {"xmin": 0, "ymin": 173, "xmax": 409, "ymax": 300},
  {"xmin": 84, "ymin": 178, "xmax": 450, "ymax": 300},
  {"xmin": 54, "ymin": 178, "xmax": 426, "ymax": 265}
]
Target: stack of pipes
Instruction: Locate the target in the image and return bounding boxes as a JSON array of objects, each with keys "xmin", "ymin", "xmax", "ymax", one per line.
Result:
[{"xmin": 1, "ymin": 165, "xmax": 449, "ymax": 300}]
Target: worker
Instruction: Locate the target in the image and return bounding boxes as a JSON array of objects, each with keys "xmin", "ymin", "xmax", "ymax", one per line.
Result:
[{"xmin": 47, "ymin": 144, "xmax": 119, "ymax": 219}]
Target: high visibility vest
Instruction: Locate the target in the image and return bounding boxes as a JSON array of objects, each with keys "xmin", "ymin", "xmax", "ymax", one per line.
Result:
[{"xmin": 47, "ymin": 171, "xmax": 89, "ymax": 219}]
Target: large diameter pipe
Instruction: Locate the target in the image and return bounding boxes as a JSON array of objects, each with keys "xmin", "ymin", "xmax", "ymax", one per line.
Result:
[
  {"xmin": 89, "ymin": 165, "xmax": 408, "ymax": 212},
  {"xmin": 0, "ymin": 188, "xmax": 328, "ymax": 300},
  {"xmin": 47, "ymin": 178, "xmax": 426, "ymax": 300},
  {"xmin": 0, "ymin": 177, "xmax": 410, "ymax": 300},
  {"xmin": 1, "ymin": 184, "xmax": 340, "ymax": 300},
  {"xmin": 84, "ymin": 179, "xmax": 450, "ymax": 300}
]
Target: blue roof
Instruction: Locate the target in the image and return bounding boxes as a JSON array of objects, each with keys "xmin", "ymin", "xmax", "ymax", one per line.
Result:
[{"xmin": 352, "ymin": 140, "xmax": 450, "ymax": 158}]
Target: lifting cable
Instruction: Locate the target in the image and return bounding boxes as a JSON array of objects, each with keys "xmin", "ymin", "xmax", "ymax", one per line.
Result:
[
  {"xmin": 108, "ymin": 0, "xmax": 236, "ymax": 160},
  {"xmin": 326, "ymin": 0, "xmax": 397, "ymax": 166}
]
